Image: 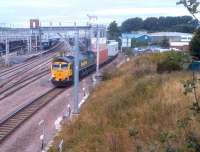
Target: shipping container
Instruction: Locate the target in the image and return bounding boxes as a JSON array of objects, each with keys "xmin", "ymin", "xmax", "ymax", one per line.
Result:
[
  {"xmin": 91, "ymin": 49, "xmax": 108, "ymax": 64},
  {"xmin": 91, "ymin": 37, "xmax": 109, "ymax": 64},
  {"xmin": 95, "ymin": 49, "xmax": 108, "ymax": 64},
  {"xmin": 108, "ymin": 41, "xmax": 119, "ymax": 56}
]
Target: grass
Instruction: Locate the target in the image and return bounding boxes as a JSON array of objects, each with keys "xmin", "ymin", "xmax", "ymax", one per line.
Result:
[{"xmin": 49, "ymin": 53, "xmax": 200, "ymax": 152}]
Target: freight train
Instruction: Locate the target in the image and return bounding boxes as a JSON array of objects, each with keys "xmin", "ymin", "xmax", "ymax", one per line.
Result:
[
  {"xmin": 51, "ymin": 47, "xmax": 118, "ymax": 87},
  {"xmin": 51, "ymin": 36, "xmax": 119, "ymax": 87}
]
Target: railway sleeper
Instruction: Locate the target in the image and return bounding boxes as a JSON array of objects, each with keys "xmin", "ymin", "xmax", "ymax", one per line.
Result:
[
  {"xmin": 12, "ymin": 114, "xmax": 31, "ymax": 121},
  {"xmin": 6, "ymin": 119, "xmax": 24, "ymax": 125},
  {"xmin": 0, "ymin": 133, "xmax": 7, "ymax": 137},
  {"xmin": 23, "ymin": 105, "xmax": 42, "ymax": 111},
  {"xmin": 15, "ymin": 112, "xmax": 32, "ymax": 118},
  {"xmin": 0, "ymin": 129, "xmax": 13, "ymax": 134},
  {"xmin": 0, "ymin": 135, "xmax": 7, "ymax": 140},
  {"xmin": 0, "ymin": 129, "xmax": 14, "ymax": 135},
  {"xmin": 0, "ymin": 126, "xmax": 15, "ymax": 131},
  {"xmin": 0, "ymin": 131, "xmax": 12, "ymax": 136}
]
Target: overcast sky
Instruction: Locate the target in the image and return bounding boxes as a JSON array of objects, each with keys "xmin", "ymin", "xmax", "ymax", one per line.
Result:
[{"xmin": 0, "ymin": 0, "xmax": 192, "ymax": 27}]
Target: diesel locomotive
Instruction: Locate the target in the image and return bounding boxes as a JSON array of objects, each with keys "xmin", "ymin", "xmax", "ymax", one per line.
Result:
[{"xmin": 51, "ymin": 51, "xmax": 96, "ymax": 87}]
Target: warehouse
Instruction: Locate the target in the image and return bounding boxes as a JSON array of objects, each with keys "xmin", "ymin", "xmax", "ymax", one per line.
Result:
[
  {"xmin": 149, "ymin": 32, "xmax": 193, "ymax": 43},
  {"xmin": 121, "ymin": 33, "xmax": 151, "ymax": 48}
]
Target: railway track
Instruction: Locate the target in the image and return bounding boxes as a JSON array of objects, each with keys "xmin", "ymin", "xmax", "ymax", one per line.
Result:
[
  {"xmin": 0, "ymin": 51, "xmax": 53, "ymax": 79},
  {"xmin": 0, "ymin": 59, "xmax": 52, "ymax": 88},
  {"xmin": 0, "ymin": 88, "xmax": 65, "ymax": 143},
  {"xmin": 0, "ymin": 69, "xmax": 50, "ymax": 101},
  {"xmin": 0, "ymin": 42, "xmax": 63, "ymax": 78},
  {"xmin": 0, "ymin": 54, "xmax": 119, "ymax": 144}
]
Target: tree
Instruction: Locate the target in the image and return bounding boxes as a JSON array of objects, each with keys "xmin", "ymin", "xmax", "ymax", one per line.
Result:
[
  {"xmin": 189, "ymin": 29, "xmax": 200, "ymax": 58},
  {"xmin": 107, "ymin": 21, "xmax": 121, "ymax": 41},
  {"xmin": 121, "ymin": 18, "xmax": 143, "ymax": 32},
  {"xmin": 161, "ymin": 37, "xmax": 170, "ymax": 48},
  {"xmin": 120, "ymin": 16, "xmax": 197, "ymax": 33},
  {"xmin": 177, "ymin": 0, "xmax": 200, "ymax": 58},
  {"xmin": 143, "ymin": 17, "xmax": 159, "ymax": 31},
  {"xmin": 177, "ymin": 0, "xmax": 200, "ymax": 21}
]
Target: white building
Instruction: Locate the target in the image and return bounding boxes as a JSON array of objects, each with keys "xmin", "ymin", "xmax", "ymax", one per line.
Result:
[{"xmin": 150, "ymin": 32, "xmax": 193, "ymax": 43}]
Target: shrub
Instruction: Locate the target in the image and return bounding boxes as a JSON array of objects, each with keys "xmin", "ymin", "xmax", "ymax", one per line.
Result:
[
  {"xmin": 157, "ymin": 52, "xmax": 191, "ymax": 73},
  {"xmin": 190, "ymin": 29, "xmax": 200, "ymax": 59},
  {"xmin": 102, "ymin": 72, "xmax": 113, "ymax": 81}
]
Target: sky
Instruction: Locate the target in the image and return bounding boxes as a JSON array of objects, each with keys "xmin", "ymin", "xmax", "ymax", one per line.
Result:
[{"xmin": 0, "ymin": 0, "xmax": 193, "ymax": 27}]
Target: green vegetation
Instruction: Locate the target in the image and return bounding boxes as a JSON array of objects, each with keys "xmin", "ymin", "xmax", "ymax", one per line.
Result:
[
  {"xmin": 131, "ymin": 39, "xmax": 148, "ymax": 47},
  {"xmin": 190, "ymin": 29, "xmax": 200, "ymax": 59},
  {"xmin": 178, "ymin": 0, "xmax": 200, "ymax": 60},
  {"xmin": 49, "ymin": 52, "xmax": 200, "ymax": 152},
  {"xmin": 120, "ymin": 16, "xmax": 198, "ymax": 33},
  {"xmin": 107, "ymin": 21, "xmax": 121, "ymax": 41},
  {"xmin": 177, "ymin": 0, "xmax": 200, "ymax": 21},
  {"xmin": 160, "ymin": 37, "xmax": 170, "ymax": 48},
  {"xmin": 157, "ymin": 52, "xmax": 191, "ymax": 73}
]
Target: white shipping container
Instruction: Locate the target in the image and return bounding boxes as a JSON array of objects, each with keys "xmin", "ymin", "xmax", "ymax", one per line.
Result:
[{"xmin": 108, "ymin": 41, "xmax": 119, "ymax": 56}]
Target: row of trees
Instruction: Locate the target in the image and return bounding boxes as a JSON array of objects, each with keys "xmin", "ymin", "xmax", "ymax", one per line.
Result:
[
  {"xmin": 121, "ymin": 16, "xmax": 198, "ymax": 33},
  {"xmin": 107, "ymin": 16, "xmax": 198, "ymax": 40}
]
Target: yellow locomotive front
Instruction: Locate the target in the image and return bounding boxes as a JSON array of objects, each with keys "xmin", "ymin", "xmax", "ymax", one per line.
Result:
[{"xmin": 51, "ymin": 57, "xmax": 73, "ymax": 87}]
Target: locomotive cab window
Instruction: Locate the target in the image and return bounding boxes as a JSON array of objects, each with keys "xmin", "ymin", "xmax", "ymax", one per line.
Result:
[
  {"xmin": 61, "ymin": 64, "xmax": 68, "ymax": 69},
  {"xmin": 53, "ymin": 64, "xmax": 60, "ymax": 70}
]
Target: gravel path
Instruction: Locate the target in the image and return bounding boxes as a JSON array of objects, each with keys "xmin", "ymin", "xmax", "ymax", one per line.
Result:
[{"xmin": 0, "ymin": 74, "xmax": 54, "ymax": 120}]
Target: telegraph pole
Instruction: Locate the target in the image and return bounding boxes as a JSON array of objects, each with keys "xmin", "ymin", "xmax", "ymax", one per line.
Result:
[
  {"xmin": 89, "ymin": 25, "xmax": 93, "ymax": 51},
  {"xmin": 96, "ymin": 25, "xmax": 100, "ymax": 77},
  {"xmin": 35, "ymin": 34, "xmax": 38, "ymax": 52},
  {"xmin": 5, "ymin": 37, "xmax": 9, "ymax": 66},
  {"xmin": 27, "ymin": 36, "xmax": 30, "ymax": 53},
  {"xmin": 39, "ymin": 27, "xmax": 42, "ymax": 51},
  {"xmin": 73, "ymin": 22, "xmax": 80, "ymax": 114},
  {"xmin": 29, "ymin": 36, "xmax": 32, "ymax": 53}
]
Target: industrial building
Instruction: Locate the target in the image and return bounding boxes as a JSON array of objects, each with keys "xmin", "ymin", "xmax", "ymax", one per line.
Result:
[
  {"xmin": 121, "ymin": 32, "xmax": 193, "ymax": 51},
  {"xmin": 122, "ymin": 33, "xmax": 151, "ymax": 48},
  {"xmin": 149, "ymin": 32, "xmax": 192, "ymax": 43}
]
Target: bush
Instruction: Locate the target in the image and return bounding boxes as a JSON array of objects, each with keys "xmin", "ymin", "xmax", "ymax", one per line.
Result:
[
  {"xmin": 123, "ymin": 48, "xmax": 133, "ymax": 56},
  {"xmin": 157, "ymin": 52, "xmax": 191, "ymax": 73},
  {"xmin": 190, "ymin": 29, "xmax": 200, "ymax": 59},
  {"xmin": 102, "ymin": 72, "xmax": 113, "ymax": 81}
]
